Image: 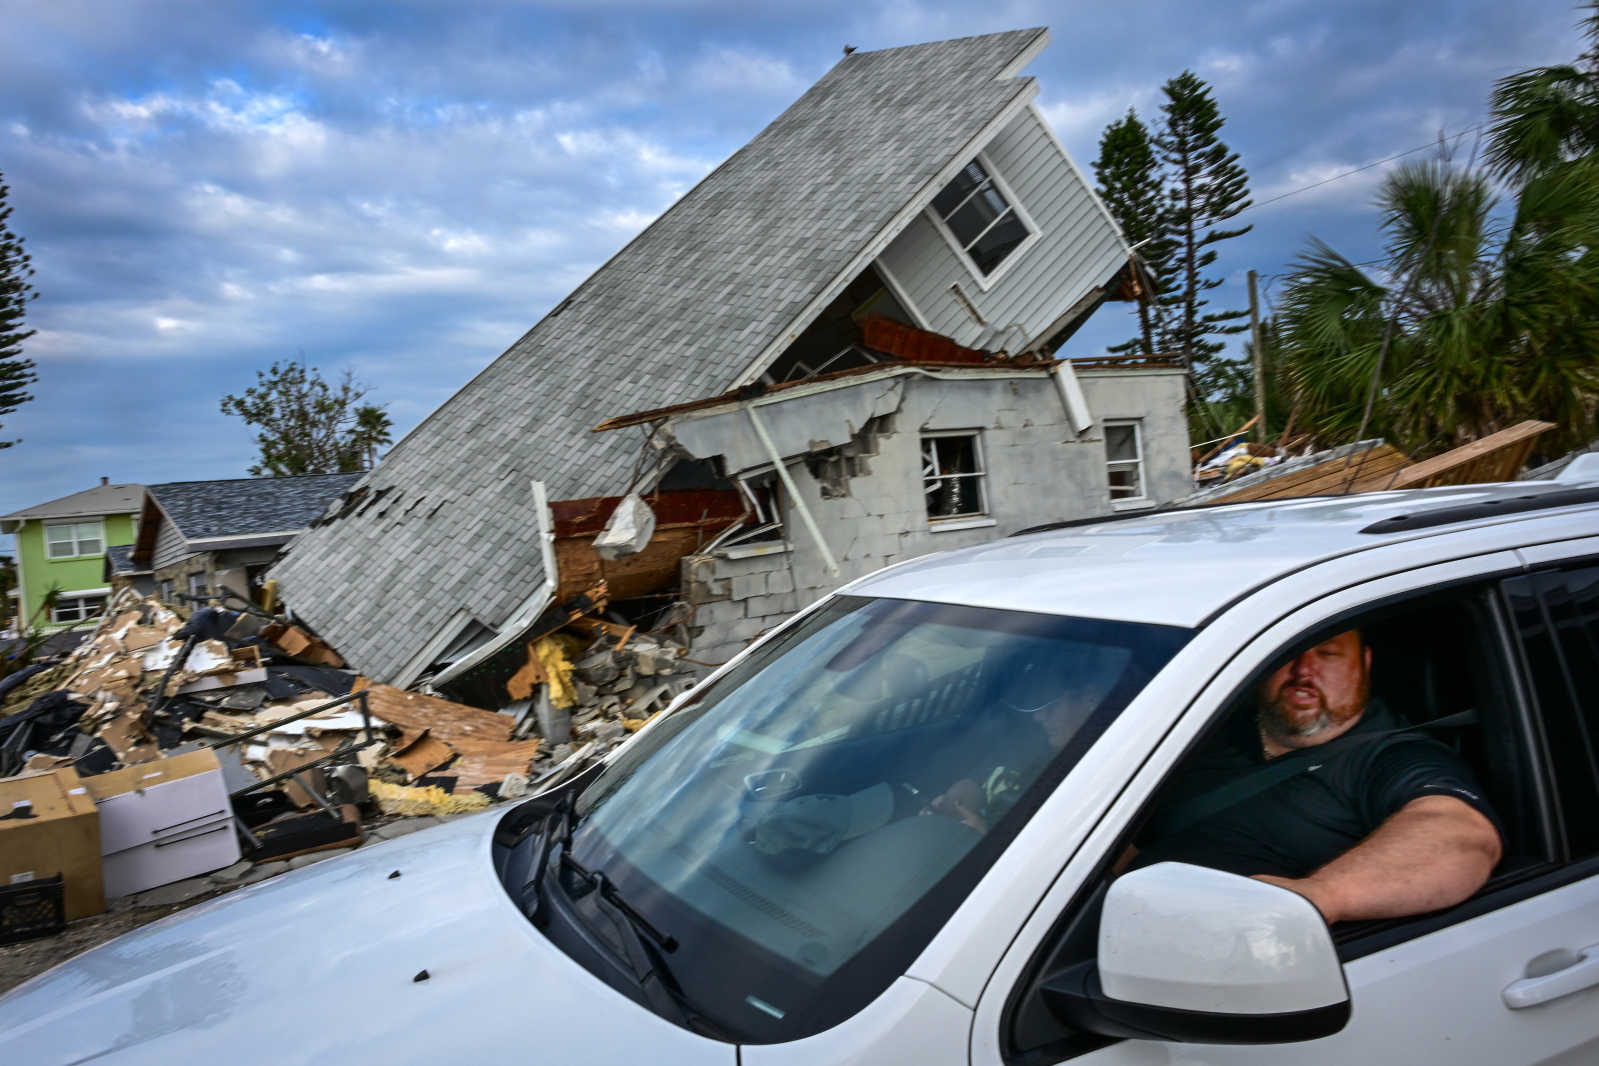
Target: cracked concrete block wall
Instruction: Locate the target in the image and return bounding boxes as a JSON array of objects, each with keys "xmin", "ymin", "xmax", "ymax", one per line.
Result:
[
  {"xmin": 680, "ymin": 372, "xmax": 1190, "ymax": 661},
  {"xmin": 1076, "ymin": 368, "xmax": 1191, "ymax": 504}
]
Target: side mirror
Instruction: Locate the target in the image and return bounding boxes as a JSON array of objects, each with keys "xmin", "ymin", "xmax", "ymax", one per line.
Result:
[{"xmin": 1041, "ymin": 863, "xmax": 1350, "ymax": 1044}]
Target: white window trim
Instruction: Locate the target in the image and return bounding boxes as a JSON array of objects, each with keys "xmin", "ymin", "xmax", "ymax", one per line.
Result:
[
  {"xmin": 1104, "ymin": 418, "xmax": 1148, "ymax": 506},
  {"xmin": 44, "ymin": 518, "xmax": 105, "ymax": 560},
  {"xmin": 922, "ymin": 429, "xmax": 990, "ymax": 523},
  {"xmin": 928, "ymin": 515, "xmax": 998, "ymax": 533},
  {"xmin": 924, "ymin": 152, "xmax": 1041, "ymax": 293},
  {"xmin": 49, "ymin": 590, "xmax": 109, "ymax": 624}
]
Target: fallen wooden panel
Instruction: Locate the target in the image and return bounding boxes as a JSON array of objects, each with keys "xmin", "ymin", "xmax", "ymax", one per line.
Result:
[
  {"xmin": 444, "ymin": 736, "xmax": 542, "ymax": 794},
  {"xmin": 550, "ymin": 491, "xmax": 745, "ymax": 602},
  {"xmin": 389, "ymin": 729, "xmax": 456, "ymax": 781},
  {"xmin": 264, "ymin": 748, "xmax": 328, "ymax": 808},
  {"xmin": 1200, "ymin": 443, "xmax": 1409, "ymax": 504},
  {"xmin": 351, "ymin": 679, "xmax": 513, "ymax": 743},
  {"xmin": 1390, "ymin": 420, "xmax": 1555, "ymax": 489}
]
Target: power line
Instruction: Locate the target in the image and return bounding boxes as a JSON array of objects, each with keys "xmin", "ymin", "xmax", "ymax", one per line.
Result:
[{"xmin": 1188, "ymin": 121, "xmax": 1490, "ymax": 233}]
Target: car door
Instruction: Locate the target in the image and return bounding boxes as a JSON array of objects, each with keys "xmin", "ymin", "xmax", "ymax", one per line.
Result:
[{"xmin": 971, "ymin": 551, "xmax": 1599, "ymax": 1066}]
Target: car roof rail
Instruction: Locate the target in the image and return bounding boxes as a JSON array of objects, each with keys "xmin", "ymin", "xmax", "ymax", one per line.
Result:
[
  {"xmin": 1010, "ymin": 495, "xmax": 1347, "ymax": 538},
  {"xmin": 1358, "ymin": 485, "xmax": 1599, "ymax": 535}
]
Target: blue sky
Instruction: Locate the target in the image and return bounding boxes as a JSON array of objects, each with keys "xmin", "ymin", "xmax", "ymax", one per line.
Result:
[{"xmin": 0, "ymin": 0, "xmax": 1584, "ymax": 544}]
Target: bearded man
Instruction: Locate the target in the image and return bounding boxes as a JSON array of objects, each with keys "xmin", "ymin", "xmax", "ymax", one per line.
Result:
[{"xmin": 1131, "ymin": 629, "xmax": 1504, "ymax": 923}]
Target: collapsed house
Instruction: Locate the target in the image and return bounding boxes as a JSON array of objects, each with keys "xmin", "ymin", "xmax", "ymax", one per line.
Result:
[{"xmin": 270, "ymin": 29, "xmax": 1190, "ymax": 699}]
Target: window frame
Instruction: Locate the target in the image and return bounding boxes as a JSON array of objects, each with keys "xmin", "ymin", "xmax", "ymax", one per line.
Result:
[
  {"xmin": 925, "ymin": 153, "xmax": 1039, "ymax": 291},
  {"xmin": 995, "ymin": 559, "xmax": 1569, "ymax": 1064},
  {"xmin": 921, "ymin": 430, "xmax": 989, "ymax": 524},
  {"xmin": 50, "ymin": 593, "xmax": 107, "ymax": 624},
  {"xmin": 44, "ymin": 519, "xmax": 105, "ymax": 559},
  {"xmin": 1102, "ymin": 419, "xmax": 1147, "ymax": 509}
]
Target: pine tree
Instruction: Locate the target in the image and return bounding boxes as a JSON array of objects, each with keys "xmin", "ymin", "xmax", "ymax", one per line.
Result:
[
  {"xmin": 1093, "ymin": 110, "xmax": 1176, "ymax": 355},
  {"xmin": 1155, "ymin": 72, "xmax": 1253, "ymax": 387},
  {"xmin": 0, "ymin": 170, "xmax": 38, "ymax": 451}
]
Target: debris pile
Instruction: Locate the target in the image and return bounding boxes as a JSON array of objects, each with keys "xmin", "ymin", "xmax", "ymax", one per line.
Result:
[{"xmin": 0, "ymin": 585, "xmax": 702, "ymax": 942}]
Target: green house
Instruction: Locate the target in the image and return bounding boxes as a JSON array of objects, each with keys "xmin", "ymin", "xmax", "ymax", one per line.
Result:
[{"xmin": 2, "ymin": 480, "xmax": 145, "ymax": 633}]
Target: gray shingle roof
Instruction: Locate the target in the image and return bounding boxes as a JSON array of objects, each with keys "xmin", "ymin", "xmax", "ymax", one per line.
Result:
[
  {"xmin": 149, "ymin": 473, "xmax": 365, "ymax": 541},
  {"xmin": 1, "ymin": 483, "xmax": 144, "ymax": 527},
  {"xmin": 270, "ymin": 29, "xmax": 1049, "ymax": 683},
  {"xmin": 104, "ymin": 544, "xmax": 144, "ymax": 576}
]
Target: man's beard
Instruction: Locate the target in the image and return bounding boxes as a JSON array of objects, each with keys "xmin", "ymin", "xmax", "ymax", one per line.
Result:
[
  {"xmin": 1257, "ymin": 676, "xmax": 1369, "ymax": 744},
  {"xmin": 1260, "ymin": 702, "xmax": 1335, "ymax": 739}
]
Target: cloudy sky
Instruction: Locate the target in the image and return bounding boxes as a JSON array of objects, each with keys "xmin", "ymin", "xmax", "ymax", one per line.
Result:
[{"xmin": 0, "ymin": 0, "xmax": 1584, "ymax": 540}]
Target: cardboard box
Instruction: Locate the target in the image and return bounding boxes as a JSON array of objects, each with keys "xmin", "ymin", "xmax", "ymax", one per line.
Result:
[
  {"xmin": 0, "ymin": 767, "xmax": 104, "ymax": 920},
  {"xmin": 84, "ymin": 749, "xmax": 240, "ymax": 898}
]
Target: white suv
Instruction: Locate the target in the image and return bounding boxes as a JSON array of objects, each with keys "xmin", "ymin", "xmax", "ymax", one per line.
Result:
[{"xmin": 4, "ymin": 474, "xmax": 1599, "ymax": 1065}]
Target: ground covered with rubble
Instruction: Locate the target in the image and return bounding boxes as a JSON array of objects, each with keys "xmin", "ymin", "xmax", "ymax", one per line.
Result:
[{"xmin": 0, "ymin": 586, "xmax": 703, "ymax": 990}]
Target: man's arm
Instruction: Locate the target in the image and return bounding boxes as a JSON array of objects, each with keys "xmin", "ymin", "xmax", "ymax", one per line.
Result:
[{"xmin": 1254, "ymin": 794, "xmax": 1502, "ymax": 924}]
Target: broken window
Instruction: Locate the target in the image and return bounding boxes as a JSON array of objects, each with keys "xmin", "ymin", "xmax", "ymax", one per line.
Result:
[
  {"xmin": 715, "ymin": 474, "xmax": 786, "ymax": 550},
  {"xmin": 931, "ymin": 158, "xmax": 1032, "ymax": 276},
  {"xmin": 922, "ymin": 432, "xmax": 987, "ymax": 520},
  {"xmin": 50, "ymin": 594, "xmax": 106, "ymax": 624},
  {"xmin": 1105, "ymin": 419, "xmax": 1145, "ymax": 501},
  {"xmin": 45, "ymin": 520, "xmax": 103, "ymax": 559},
  {"xmin": 187, "ymin": 573, "xmax": 209, "ymax": 603}
]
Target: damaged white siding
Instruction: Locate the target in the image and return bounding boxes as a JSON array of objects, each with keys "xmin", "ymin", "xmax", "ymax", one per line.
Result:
[{"xmin": 874, "ymin": 106, "xmax": 1128, "ymax": 351}]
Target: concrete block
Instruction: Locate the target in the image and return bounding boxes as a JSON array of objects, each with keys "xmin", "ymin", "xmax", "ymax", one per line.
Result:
[
  {"xmin": 765, "ymin": 569, "xmax": 795, "ymax": 595},
  {"xmin": 207, "ymin": 860, "xmax": 255, "ymax": 885},
  {"xmin": 730, "ymin": 572, "xmax": 768, "ymax": 600},
  {"xmin": 745, "ymin": 592, "xmax": 797, "ymax": 619},
  {"xmin": 726, "ymin": 616, "xmax": 771, "ymax": 643},
  {"xmin": 238, "ymin": 860, "xmax": 289, "ymax": 886},
  {"xmin": 691, "ymin": 598, "xmax": 745, "ymax": 628}
]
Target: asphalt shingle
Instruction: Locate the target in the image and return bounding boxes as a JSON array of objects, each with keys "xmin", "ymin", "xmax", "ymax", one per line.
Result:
[{"xmin": 271, "ymin": 29, "xmax": 1047, "ymax": 682}]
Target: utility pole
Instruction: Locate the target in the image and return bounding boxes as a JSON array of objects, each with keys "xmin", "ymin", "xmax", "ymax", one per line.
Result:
[{"xmin": 1248, "ymin": 269, "xmax": 1266, "ymax": 443}]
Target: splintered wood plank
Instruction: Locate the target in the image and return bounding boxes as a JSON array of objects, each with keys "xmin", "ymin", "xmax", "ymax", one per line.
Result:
[
  {"xmin": 1206, "ymin": 444, "xmax": 1408, "ymax": 503},
  {"xmin": 350, "ymin": 680, "xmax": 513, "ymax": 743},
  {"xmin": 388, "ymin": 729, "xmax": 457, "ymax": 781},
  {"xmin": 444, "ymin": 737, "xmax": 542, "ymax": 793},
  {"xmin": 1389, "ymin": 421, "xmax": 1555, "ymax": 489}
]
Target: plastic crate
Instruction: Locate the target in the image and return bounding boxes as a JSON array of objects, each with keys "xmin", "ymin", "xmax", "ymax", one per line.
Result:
[{"xmin": 0, "ymin": 874, "xmax": 66, "ymax": 945}]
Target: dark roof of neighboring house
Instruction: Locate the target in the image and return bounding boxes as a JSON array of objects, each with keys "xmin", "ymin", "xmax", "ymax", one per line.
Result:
[
  {"xmin": 148, "ymin": 473, "xmax": 365, "ymax": 541},
  {"xmin": 270, "ymin": 29, "xmax": 1051, "ymax": 684},
  {"xmin": 1, "ymin": 483, "xmax": 144, "ymax": 530},
  {"xmin": 104, "ymin": 544, "xmax": 147, "ymax": 577}
]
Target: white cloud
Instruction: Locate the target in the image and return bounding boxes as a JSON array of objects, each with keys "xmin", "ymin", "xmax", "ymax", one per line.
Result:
[
  {"xmin": 1037, "ymin": 87, "xmax": 1157, "ymax": 153},
  {"xmin": 592, "ymin": 207, "xmax": 657, "ymax": 232},
  {"xmin": 689, "ymin": 46, "xmax": 804, "ymax": 95}
]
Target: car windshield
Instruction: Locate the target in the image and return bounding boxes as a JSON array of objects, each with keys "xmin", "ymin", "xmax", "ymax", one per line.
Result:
[{"xmin": 558, "ymin": 595, "xmax": 1189, "ymax": 1041}]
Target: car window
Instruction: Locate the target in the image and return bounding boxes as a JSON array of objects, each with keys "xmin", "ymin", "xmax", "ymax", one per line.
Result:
[
  {"xmin": 554, "ymin": 595, "xmax": 1190, "ymax": 1043},
  {"xmin": 1502, "ymin": 563, "xmax": 1599, "ymax": 860},
  {"xmin": 1002, "ymin": 582, "xmax": 1539, "ymax": 1065}
]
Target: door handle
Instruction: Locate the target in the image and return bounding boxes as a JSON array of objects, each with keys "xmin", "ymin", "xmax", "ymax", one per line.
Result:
[{"xmin": 1503, "ymin": 945, "xmax": 1599, "ymax": 1009}]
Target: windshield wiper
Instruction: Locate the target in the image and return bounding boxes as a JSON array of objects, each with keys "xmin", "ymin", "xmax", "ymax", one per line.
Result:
[
  {"xmin": 560, "ymin": 851, "xmax": 678, "ymax": 952},
  {"xmin": 553, "ymin": 850, "xmax": 737, "ymax": 1036}
]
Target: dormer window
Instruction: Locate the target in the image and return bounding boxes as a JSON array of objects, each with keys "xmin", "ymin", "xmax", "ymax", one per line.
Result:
[{"xmin": 930, "ymin": 157, "xmax": 1033, "ymax": 277}]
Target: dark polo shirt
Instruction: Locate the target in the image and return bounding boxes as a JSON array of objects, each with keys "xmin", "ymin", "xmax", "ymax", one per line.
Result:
[{"xmin": 1134, "ymin": 701, "xmax": 1502, "ymax": 879}]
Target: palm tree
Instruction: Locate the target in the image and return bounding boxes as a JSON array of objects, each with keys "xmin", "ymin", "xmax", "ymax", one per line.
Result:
[
  {"xmin": 351, "ymin": 404, "xmax": 393, "ymax": 470},
  {"xmin": 1488, "ymin": 5, "xmax": 1599, "ymax": 184},
  {"xmin": 1277, "ymin": 157, "xmax": 1599, "ymax": 455}
]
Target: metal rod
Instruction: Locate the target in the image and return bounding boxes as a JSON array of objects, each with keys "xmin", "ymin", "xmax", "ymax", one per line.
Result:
[{"xmin": 743, "ymin": 403, "xmax": 839, "ymax": 575}]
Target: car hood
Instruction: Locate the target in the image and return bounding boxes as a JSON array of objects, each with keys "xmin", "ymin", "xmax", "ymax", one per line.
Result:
[{"xmin": 0, "ymin": 810, "xmax": 734, "ymax": 1066}]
